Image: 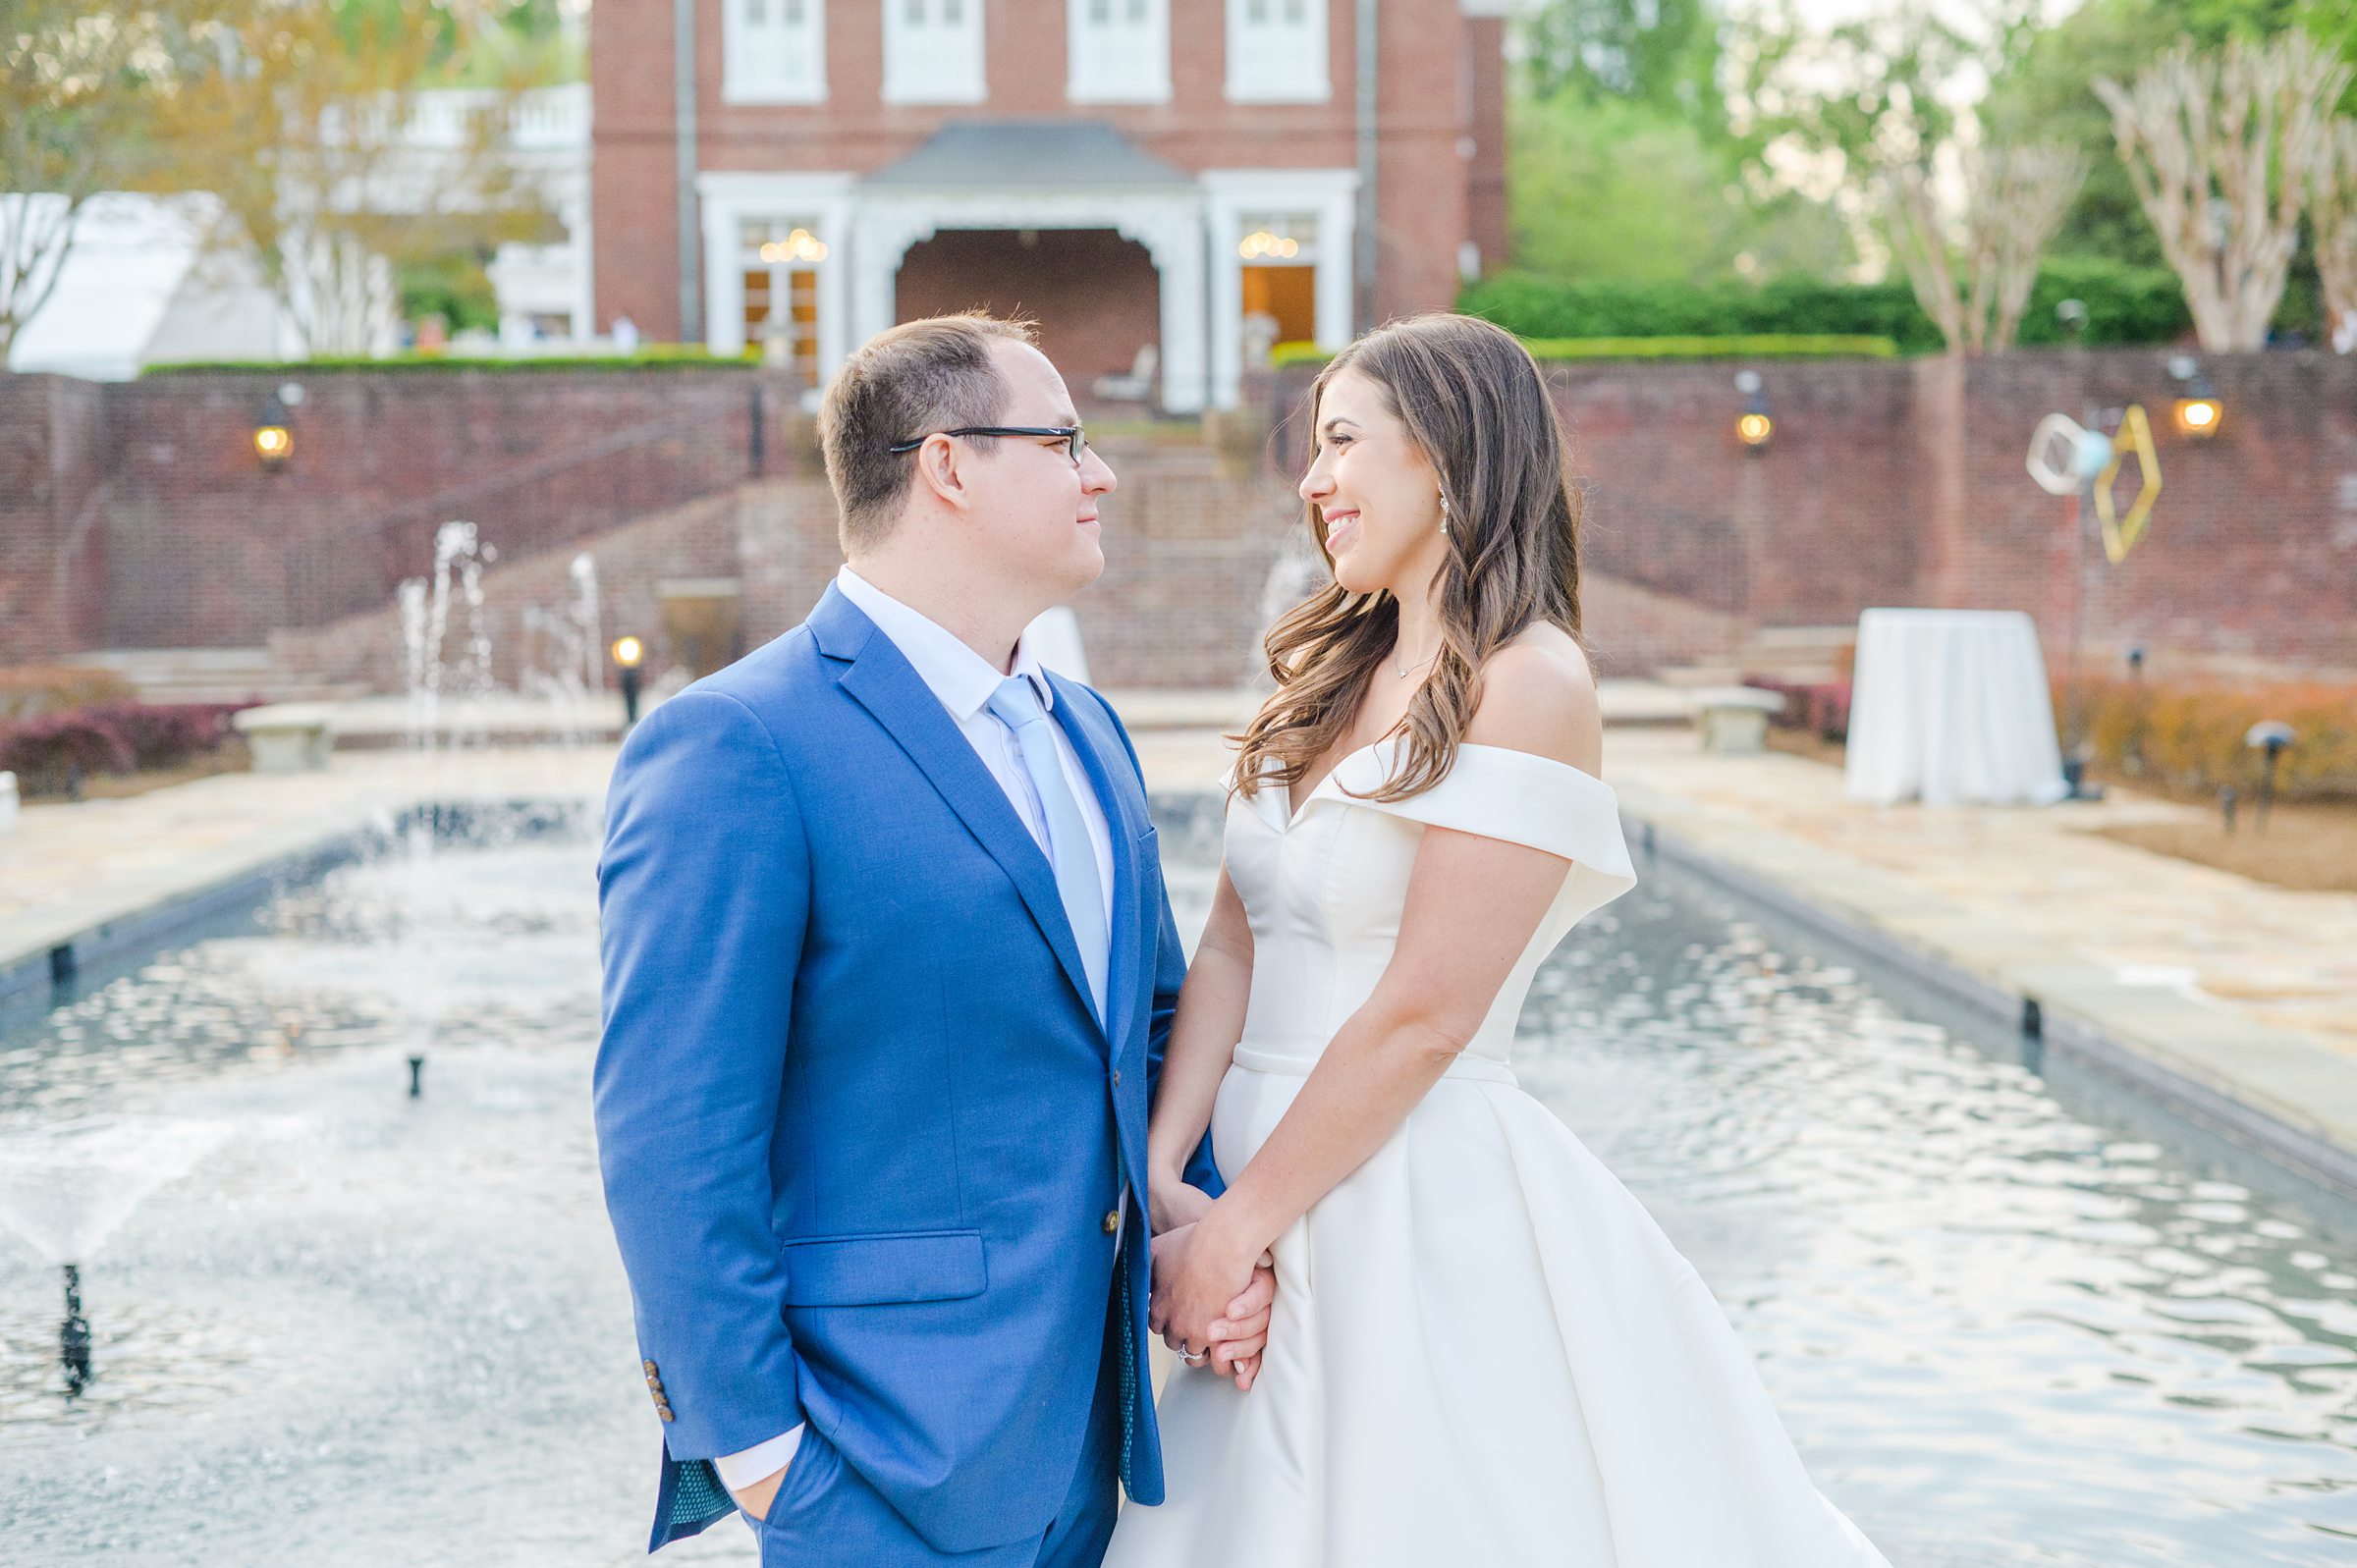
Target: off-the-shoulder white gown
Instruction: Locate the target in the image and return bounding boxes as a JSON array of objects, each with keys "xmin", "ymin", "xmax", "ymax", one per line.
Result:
[{"xmin": 1104, "ymin": 740, "xmax": 1891, "ymax": 1568}]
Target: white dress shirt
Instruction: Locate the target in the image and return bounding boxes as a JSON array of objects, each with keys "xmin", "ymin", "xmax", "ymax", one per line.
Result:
[{"xmin": 713, "ymin": 568, "xmax": 1119, "ymax": 1494}]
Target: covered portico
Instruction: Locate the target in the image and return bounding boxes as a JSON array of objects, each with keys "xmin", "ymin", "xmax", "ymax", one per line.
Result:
[
  {"xmin": 851, "ymin": 122, "xmax": 1208, "ymax": 413},
  {"xmin": 695, "ymin": 123, "xmax": 1359, "ymax": 414}
]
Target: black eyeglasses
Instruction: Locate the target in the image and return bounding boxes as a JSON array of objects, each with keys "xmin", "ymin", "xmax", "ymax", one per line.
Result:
[{"xmin": 888, "ymin": 425, "xmax": 1088, "ymax": 463}]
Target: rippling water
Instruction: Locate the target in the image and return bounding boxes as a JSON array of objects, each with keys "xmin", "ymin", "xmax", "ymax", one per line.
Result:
[
  {"xmin": 0, "ymin": 807, "xmax": 2350, "ymax": 1566},
  {"xmin": 1512, "ymin": 866, "xmax": 2357, "ymax": 1566},
  {"xmin": 0, "ymin": 811, "xmax": 600, "ymax": 1116}
]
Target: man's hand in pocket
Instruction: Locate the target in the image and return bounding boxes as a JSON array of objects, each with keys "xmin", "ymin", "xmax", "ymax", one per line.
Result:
[{"xmin": 731, "ymin": 1465, "xmax": 788, "ymax": 1523}]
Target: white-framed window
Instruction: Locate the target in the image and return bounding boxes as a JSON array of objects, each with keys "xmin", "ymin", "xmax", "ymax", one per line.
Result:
[
  {"xmin": 1068, "ymin": 0, "xmax": 1168, "ymax": 103},
  {"xmin": 725, "ymin": 0, "xmax": 826, "ymax": 103},
  {"xmin": 884, "ymin": 0, "xmax": 985, "ymax": 104},
  {"xmin": 1226, "ymin": 0, "xmax": 1326, "ymax": 102}
]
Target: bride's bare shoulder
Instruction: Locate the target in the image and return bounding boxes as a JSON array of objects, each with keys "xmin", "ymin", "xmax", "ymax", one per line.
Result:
[{"xmin": 1464, "ymin": 626, "xmax": 1602, "ymax": 775}]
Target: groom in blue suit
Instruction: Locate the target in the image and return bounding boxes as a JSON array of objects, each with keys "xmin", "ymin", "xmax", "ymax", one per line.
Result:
[{"xmin": 593, "ymin": 313, "xmax": 1270, "ymax": 1566}]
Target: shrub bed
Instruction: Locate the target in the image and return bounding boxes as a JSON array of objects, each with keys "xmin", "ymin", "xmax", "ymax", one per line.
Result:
[
  {"xmin": 1267, "ymin": 333, "xmax": 1899, "ymax": 368},
  {"xmin": 1744, "ymin": 676, "xmax": 1852, "ymax": 742},
  {"xmin": 0, "ymin": 666, "xmax": 136, "ymax": 723},
  {"xmin": 0, "ymin": 701, "xmax": 251, "ymax": 796},
  {"xmin": 2071, "ymin": 679, "xmax": 2357, "ymax": 801}
]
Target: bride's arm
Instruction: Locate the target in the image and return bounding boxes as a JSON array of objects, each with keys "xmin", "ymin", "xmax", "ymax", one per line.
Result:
[
  {"xmin": 1150, "ymin": 655, "xmax": 1600, "ymax": 1350},
  {"xmin": 1145, "ymin": 861, "xmax": 1253, "ymax": 1233}
]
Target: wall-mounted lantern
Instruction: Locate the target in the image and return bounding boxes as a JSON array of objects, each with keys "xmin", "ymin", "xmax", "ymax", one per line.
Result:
[
  {"xmin": 2167, "ymin": 354, "xmax": 2221, "ymax": 440},
  {"xmin": 1734, "ymin": 369, "xmax": 1772, "ymax": 454},
  {"xmin": 251, "ymin": 381, "xmax": 304, "ymax": 469},
  {"xmin": 252, "ymin": 399, "xmax": 293, "ymax": 467}
]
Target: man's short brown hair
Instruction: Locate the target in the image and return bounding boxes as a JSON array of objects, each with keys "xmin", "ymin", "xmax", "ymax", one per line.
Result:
[{"xmin": 817, "ymin": 312, "xmax": 1039, "ymax": 555}]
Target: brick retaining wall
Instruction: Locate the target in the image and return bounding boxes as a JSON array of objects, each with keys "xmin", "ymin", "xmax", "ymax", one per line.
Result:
[{"xmin": 7, "ymin": 349, "xmax": 2354, "ymax": 683}]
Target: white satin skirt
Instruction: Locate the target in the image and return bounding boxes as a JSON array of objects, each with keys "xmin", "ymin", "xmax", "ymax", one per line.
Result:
[{"xmin": 1102, "ymin": 1054, "xmax": 1892, "ymax": 1568}]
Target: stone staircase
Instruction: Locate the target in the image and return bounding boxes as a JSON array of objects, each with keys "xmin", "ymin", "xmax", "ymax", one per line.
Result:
[
  {"xmin": 76, "ymin": 648, "xmax": 368, "ymax": 706},
  {"xmin": 1656, "ymin": 623, "xmax": 1856, "ymax": 689}
]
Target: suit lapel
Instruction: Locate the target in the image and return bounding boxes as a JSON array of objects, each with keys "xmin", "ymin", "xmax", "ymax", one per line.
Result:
[
  {"xmin": 1047, "ymin": 673, "xmax": 1145, "ymax": 1050},
  {"xmin": 814, "ymin": 586, "xmax": 1099, "ymax": 1025}
]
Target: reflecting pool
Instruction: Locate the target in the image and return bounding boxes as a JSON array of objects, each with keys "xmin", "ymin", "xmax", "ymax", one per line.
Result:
[{"xmin": 0, "ymin": 802, "xmax": 2348, "ymax": 1565}]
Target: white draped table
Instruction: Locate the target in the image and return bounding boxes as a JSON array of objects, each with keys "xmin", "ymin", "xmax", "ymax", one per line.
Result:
[{"xmin": 1842, "ymin": 609, "xmax": 2070, "ymax": 807}]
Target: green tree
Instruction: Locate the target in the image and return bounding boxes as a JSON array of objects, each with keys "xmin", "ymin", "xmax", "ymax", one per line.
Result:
[
  {"xmin": 1508, "ymin": 91, "xmax": 1850, "ymax": 285},
  {"xmin": 1982, "ymin": 0, "xmax": 2176, "ymax": 268},
  {"xmin": 1522, "ymin": 0, "xmax": 1727, "ymax": 133},
  {"xmin": 1510, "ymin": 0, "xmax": 1854, "ymax": 285},
  {"xmin": 1987, "ymin": 0, "xmax": 2351, "ymax": 332},
  {"xmin": 1730, "ymin": 0, "xmax": 2093, "ymax": 351}
]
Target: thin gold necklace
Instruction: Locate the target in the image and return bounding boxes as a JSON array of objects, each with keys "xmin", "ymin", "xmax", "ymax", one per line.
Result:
[{"xmin": 1392, "ymin": 646, "xmax": 1441, "ymax": 679}]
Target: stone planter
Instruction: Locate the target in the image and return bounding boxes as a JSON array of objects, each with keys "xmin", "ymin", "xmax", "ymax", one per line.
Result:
[
  {"xmin": 232, "ymin": 703, "xmax": 339, "ymax": 773},
  {"xmin": 1693, "ymin": 687, "xmax": 1785, "ymax": 754}
]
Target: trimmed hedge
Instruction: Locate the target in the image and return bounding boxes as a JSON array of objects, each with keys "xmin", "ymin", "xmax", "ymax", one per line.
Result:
[
  {"xmin": 2013, "ymin": 257, "xmax": 2194, "ymax": 348},
  {"xmin": 1268, "ymin": 332, "xmax": 1898, "ymax": 370},
  {"xmin": 1522, "ymin": 334, "xmax": 1898, "ymax": 360},
  {"xmin": 1460, "ymin": 272, "xmax": 1942, "ymax": 351},
  {"xmin": 1457, "ymin": 258, "xmax": 2191, "ymax": 352},
  {"xmin": 143, "ymin": 345, "xmax": 757, "ymax": 376}
]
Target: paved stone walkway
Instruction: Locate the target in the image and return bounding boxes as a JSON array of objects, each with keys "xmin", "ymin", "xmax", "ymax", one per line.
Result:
[
  {"xmin": 8, "ymin": 696, "xmax": 2355, "ymax": 1180},
  {"xmin": 1599, "ymin": 728, "xmax": 2357, "ymax": 1181}
]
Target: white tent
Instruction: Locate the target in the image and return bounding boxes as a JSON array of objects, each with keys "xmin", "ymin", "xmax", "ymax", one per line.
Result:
[{"xmin": 4, "ymin": 192, "xmax": 287, "ymax": 380}]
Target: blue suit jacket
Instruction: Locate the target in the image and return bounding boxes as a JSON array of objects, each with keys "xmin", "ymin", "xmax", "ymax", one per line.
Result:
[{"xmin": 593, "ymin": 584, "xmax": 1208, "ymax": 1555}]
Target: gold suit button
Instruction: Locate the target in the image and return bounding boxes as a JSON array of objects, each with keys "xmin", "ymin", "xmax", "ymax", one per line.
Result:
[
  {"xmin": 657, "ymin": 1405, "xmax": 675, "ymax": 1423},
  {"xmin": 1102, "ymin": 1210, "xmax": 1120, "ymax": 1234},
  {"xmin": 642, "ymin": 1359, "xmax": 659, "ymax": 1376}
]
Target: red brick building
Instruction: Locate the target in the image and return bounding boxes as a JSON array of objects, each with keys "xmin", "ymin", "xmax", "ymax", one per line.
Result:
[{"xmin": 588, "ymin": 0, "xmax": 1510, "ymax": 409}]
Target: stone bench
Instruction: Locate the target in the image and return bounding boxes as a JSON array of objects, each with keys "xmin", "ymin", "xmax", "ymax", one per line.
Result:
[
  {"xmin": 1690, "ymin": 686, "xmax": 1786, "ymax": 755},
  {"xmin": 232, "ymin": 702, "xmax": 339, "ymax": 773}
]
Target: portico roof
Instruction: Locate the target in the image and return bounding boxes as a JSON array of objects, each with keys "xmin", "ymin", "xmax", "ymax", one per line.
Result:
[{"xmin": 862, "ymin": 120, "xmax": 1192, "ymax": 189}]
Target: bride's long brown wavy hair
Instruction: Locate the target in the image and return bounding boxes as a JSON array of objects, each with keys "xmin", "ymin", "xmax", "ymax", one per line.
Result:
[{"xmin": 1232, "ymin": 312, "xmax": 1585, "ymax": 805}]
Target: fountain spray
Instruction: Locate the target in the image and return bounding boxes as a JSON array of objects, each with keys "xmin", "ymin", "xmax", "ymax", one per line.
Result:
[{"xmin": 393, "ymin": 522, "xmax": 494, "ymax": 1101}]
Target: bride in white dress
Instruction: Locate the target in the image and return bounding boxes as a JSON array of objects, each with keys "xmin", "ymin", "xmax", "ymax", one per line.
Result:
[{"xmin": 1103, "ymin": 314, "xmax": 1891, "ymax": 1568}]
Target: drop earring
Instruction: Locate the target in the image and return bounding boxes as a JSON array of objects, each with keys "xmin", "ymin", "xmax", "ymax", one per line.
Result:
[{"xmin": 1439, "ymin": 494, "xmax": 1452, "ymax": 537}]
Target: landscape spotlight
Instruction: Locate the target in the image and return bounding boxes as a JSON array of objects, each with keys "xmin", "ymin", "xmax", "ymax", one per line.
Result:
[
  {"xmin": 613, "ymin": 635, "xmax": 645, "ymax": 730},
  {"xmin": 2245, "ymin": 720, "xmax": 2294, "ymax": 830},
  {"xmin": 1734, "ymin": 370, "xmax": 1772, "ymax": 454}
]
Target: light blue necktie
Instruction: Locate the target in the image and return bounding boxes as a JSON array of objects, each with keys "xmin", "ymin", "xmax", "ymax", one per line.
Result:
[{"xmin": 986, "ymin": 676, "xmax": 1110, "ymax": 1025}]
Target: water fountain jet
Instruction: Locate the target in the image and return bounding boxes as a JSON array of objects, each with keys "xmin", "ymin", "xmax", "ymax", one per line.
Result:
[
  {"xmin": 0, "ymin": 1115, "xmax": 231, "ymax": 1393},
  {"xmin": 60, "ymin": 1263, "xmax": 90, "ymax": 1395}
]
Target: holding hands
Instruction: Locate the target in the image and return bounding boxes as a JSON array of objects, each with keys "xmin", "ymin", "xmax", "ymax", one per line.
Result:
[{"xmin": 1148, "ymin": 1181, "xmax": 1276, "ymax": 1391}]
